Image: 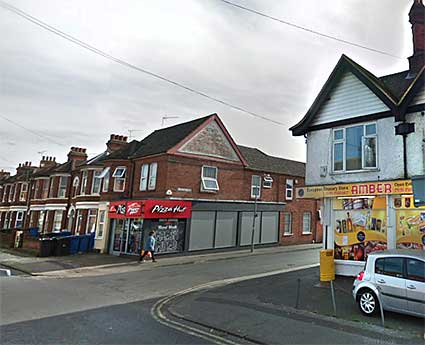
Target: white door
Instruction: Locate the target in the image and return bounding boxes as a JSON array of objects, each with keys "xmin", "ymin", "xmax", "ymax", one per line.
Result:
[{"xmin": 405, "ymin": 258, "xmax": 425, "ymax": 317}]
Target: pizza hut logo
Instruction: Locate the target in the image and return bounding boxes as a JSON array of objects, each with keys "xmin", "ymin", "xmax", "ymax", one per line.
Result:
[
  {"xmin": 127, "ymin": 202, "xmax": 141, "ymax": 216},
  {"xmin": 116, "ymin": 204, "xmax": 126, "ymax": 215},
  {"xmin": 151, "ymin": 204, "xmax": 187, "ymax": 214}
]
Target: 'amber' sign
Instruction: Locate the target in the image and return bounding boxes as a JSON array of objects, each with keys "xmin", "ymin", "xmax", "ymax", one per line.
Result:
[{"xmin": 296, "ymin": 180, "xmax": 412, "ymax": 199}]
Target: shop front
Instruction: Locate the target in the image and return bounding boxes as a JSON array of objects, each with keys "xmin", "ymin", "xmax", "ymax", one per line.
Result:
[
  {"xmin": 297, "ymin": 180, "xmax": 425, "ymax": 276},
  {"xmin": 108, "ymin": 199, "xmax": 191, "ymax": 256}
]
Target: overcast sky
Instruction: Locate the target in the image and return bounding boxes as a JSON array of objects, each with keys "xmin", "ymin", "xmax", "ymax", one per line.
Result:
[{"xmin": 0, "ymin": 0, "xmax": 415, "ymax": 172}]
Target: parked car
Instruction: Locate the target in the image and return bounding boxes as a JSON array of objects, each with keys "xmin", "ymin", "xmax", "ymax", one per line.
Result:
[{"xmin": 352, "ymin": 250, "xmax": 424, "ymax": 318}]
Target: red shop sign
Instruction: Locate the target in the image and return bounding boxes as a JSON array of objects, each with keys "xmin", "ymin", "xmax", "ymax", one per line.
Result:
[
  {"xmin": 109, "ymin": 201, "xmax": 127, "ymax": 219},
  {"xmin": 126, "ymin": 201, "xmax": 143, "ymax": 218},
  {"xmin": 143, "ymin": 200, "xmax": 192, "ymax": 219}
]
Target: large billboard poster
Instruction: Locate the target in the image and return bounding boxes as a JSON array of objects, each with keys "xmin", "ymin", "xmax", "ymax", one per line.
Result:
[
  {"xmin": 334, "ymin": 197, "xmax": 387, "ymax": 261},
  {"xmin": 396, "ymin": 210, "xmax": 425, "ymax": 250}
]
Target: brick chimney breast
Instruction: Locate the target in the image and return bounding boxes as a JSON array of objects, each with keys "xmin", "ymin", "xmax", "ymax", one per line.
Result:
[
  {"xmin": 106, "ymin": 134, "xmax": 128, "ymax": 153},
  {"xmin": 408, "ymin": 0, "xmax": 425, "ymax": 75},
  {"xmin": 67, "ymin": 147, "xmax": 88, "ymax": 167},
  {"xmin": 39, "ymin": 156, "xmax": 57, "ymax": 168}
]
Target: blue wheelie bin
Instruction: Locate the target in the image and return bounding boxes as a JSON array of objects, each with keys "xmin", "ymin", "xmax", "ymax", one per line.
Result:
[
  {"xmin": 78, "ymin": 235, "xmax": 90, "ymax": 253},
  {"xmin": 69, "ymin": 236, "xmax": 80, "ymax": 255},
  {"xmin": 89, "ymin": 232, "xmax": 95, "ymax": 251}
]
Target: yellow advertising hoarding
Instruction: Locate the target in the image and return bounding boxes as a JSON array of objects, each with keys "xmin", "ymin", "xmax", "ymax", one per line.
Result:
[{"xmin": 296, "ymin": 180, "xmax": 412, "ymax": 199}]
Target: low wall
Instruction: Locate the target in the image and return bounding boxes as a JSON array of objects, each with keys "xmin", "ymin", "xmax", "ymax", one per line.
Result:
[{"xmin": 0, "ymin": 229, "xmax": 40, "ymax": 253}]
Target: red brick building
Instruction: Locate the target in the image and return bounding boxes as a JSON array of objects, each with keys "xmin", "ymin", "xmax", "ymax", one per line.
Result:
[{"xmin": 0, "ymin": 114, "xmax": 321, "ymax": 255}]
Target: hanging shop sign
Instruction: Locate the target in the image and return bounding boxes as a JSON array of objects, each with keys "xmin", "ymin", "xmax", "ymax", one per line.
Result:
[
  {"xmin": 143, "ymin": 200, "xmax": 192, "ymax": 219},
  {"xmin": 108, "ymin": 200, "xmax": 192, "ymax": 219},
  {"xmin": 296, "ymin": 180, "xmax": 412, "ymax": 199}
]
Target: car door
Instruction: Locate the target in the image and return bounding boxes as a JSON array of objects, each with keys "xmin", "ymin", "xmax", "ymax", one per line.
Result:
[
  {"xmin": 374, "ymin": 257, "xmax": 407, "ymax": 312},
  {"xmin": 405, "ymin": 258, "xmax": 425, "ymax": 317}
]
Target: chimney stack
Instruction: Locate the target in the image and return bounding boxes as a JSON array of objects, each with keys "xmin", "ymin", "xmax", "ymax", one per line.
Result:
[
  {"xmin": 39, "ymin": 156, "xmax": 57, "ymax": 168},
  {"xmin": 0, "ymin": 170, "xmax": 10, "ymax": 180},
  {"xmin": 106, "ymin": 134, "xmax": 128, "ymax": 153},
  {"xmin": 16, "ymin": 161, "xmax": 37, "ymax": 175},
  {"xmin": 67, "ymin": 147, "xmax": 88, "ymax": 168},
  {"xmin": 408, "ymin": 0, "xmax": 425, "ymax": 76}
]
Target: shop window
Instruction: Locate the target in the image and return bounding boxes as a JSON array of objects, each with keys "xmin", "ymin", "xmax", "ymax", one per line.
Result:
[
  {"xmin": 19, "ymin": 183, "xmax": 28, "ymax": 201},
  {"xmin": 283, "ymin": 212, "xmax": 292, "ymax": 235},
  {"xmin": 96, "ymin": 210, "xmax": 106, "ymax": 239},
  {"xmin": 148, "ymin": 162, "xmax": 158, "ymax": 190},
  {"xmin": 58, "ymin": 176, "xmax": 68, "ymax": 198},
  {"xmin": 201, "ymin": 166, "xmax": 219, "ymax": 192},
  {"xmin": 332, "ymin": 123, "xmax": 377, "ymax": 172},
  {"xmin": 91, "ymin": 171, "xmax": 102, "ymax": 194},
  {"xmin": 113, "ymin": 167, "xmax": 126, "ymax": 192},
  {"xmin": 81, "ymin": 171, "xmax": 88, "ymax": 195},
  {"xmin": 15, "ymin": 211, "xmax": 24, "ymax": 228},
  {"xmin": 86, "ymin": 209, "xmax": 97, "ymax": 233},
  {"xmin": 285, "ymin": 179, "xmax": 293, "ymax": 200},
  {"xmin": 251, "ymin": 175, "xmax": 261, "ymax": 198},
  {"xmin": 302, "ymin": 212, "xmax": 311, "ymax": 234},
  {"xmin": 53, "ymin": 211, "xmax": 63, "ymax": 231},
  {"xmin": 263, "ymin": 175, "xmax": 273, "ymax": 189}
]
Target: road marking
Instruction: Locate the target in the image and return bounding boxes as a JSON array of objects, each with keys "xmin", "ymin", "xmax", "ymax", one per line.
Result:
[{"xmin": 151, "ymin": 263, "xmax": 319, "ymax": 345}]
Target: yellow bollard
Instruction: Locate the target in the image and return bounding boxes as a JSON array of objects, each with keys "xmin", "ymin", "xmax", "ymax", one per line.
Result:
[{"xmin": 320, "ymin": 249, "xmax": 335, "ymax": 281}]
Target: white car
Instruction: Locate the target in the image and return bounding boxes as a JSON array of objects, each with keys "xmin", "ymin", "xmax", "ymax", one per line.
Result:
[{"xmin": 352, "ymin": 250, "xmax": 425, "ymax": 318}]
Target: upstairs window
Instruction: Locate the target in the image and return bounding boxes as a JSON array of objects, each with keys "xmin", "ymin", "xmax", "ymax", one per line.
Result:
[
  {"xmin": 263, "ymin": 175, "xmax": 273, "ymax": 189},
  {"xmin": 112, "ymin": 167, "xmax": 126, "ymax": 192},
  {"xmin": 251, "ymin": 175, "xmax": 261, "ymax": 198},
  {"xmin": 91, "ymin": 171, "xmax": 102, "ymax": 194},
  {"xmin": 19, "ymin": 183, "xmax": 28, "ymax": 201},
  {"xmin": 80, "ymin": 171, "xmax": 88, "ymax": 195},
  {"xmin": 58, "ymin": 176, "xmax": 68, "ymax": 198},
  {"xmin": 72, "ymin": 176, "xmax": 80, "ymax": 197},
  {"xmin": 98, "ymin": 167, "xmax": 110, "ymax": 193},
  {"xmin": 201, "ymin": 166, "xmax": 219, "ymax": 191},
  {"xmin": 333, "ymin": 123, "xmax": 377, "ymax": 172},
  {"xmin": 41, "ymin": 179, "xmax": 49, "ymax": 199},
  {"xmin": 148, "ymin": 163, "xmax": 158, "ymax": 190},
  {"xmin": 285, "ymin": 179, "xmax": 294, "ymax": 200},
  {"xmin": 140, "ymin": 164, "xmax": 149, "ymax": 191},
  {"xmin": 9, "ymin": 184, "xmax": 15, "ymax": 202},
  {"xmin": 48, "ymin": 178, "xmax": 55, "ymax": 198}
]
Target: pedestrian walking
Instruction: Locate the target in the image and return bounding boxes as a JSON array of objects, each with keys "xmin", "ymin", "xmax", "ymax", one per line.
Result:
[{"xmin": 139, "ymin": 231, "xmax": 157, "ymax": 263}]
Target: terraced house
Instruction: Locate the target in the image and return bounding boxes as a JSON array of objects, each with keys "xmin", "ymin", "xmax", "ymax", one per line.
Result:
[{"xmin": 0, "ymin": 114, "xmax": 320, "ymax": 256}]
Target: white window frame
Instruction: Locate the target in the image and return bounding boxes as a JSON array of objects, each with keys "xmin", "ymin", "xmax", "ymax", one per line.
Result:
[
  {"xmin": 263, "ymin": 175, "xmax": 273, "ymax": 189},
  {"xmin": 15, "ymin": 211, "xmax": 24, "ymax": 228},
  {"xmin": 80, "ymin": 171, "xmax": 88, "ymax": 195},
  {"xmin": 53, "ymin": 210, "xmax": 63, "ymax": 232},
  {"xmin": 148, "ymin": 162, "xmax": 158, "ymax": 190},
  {"xmin": 8, "ymin": 184, "xmax": 15, "ymax": 202},
  {"xmin": 99, "ymin": 167, "xmax": 110, "ymax": 193},
  {"xmin": 58, "ymin": 176, "xmax": 68, "ymax": 198},
  {"xmin": 75, "ymin": 210, "xmax": 83, "ymax": 235},
  {"xmin": 332, "ymin": 122, "xmax": 378, "ymax": 173},
  {"xmin": 41, "ymin": 178, "xmax": 49, "ymax": 199},
  {"xmin": 38, "ymin": 211, "xmax": 45, "ymax": 232},
  {"xmin": 251, "ymin": 175, "xmax": 261, "ymax": 198},
  {"xmin": 2, "ymin": 185, "xmax": 9, "ymax": 202},
  {"xmin": 86, "ymin": 209, "xmax": 97, "ymax": 233},
  {"xmin": 19, "ymin": 183, "xmax": 28, "ymax": 201},
  {"xmin": 48, "ymin": 177, "xmax": 55, "ymax": 198},
  {"xmin": 13, "ymin": 183, "xmax": 19, "ymax": 202},
  {"xmin": 201, "ymin": 166, "xmax": 219, "ymax": 192},
  {"xmin": 283, "ymin": 212, "xmax": 292, "ymax": 235},
  {"xmin": 113, "ymin": 167, "xmax": 126, "ymax": 192},
  {"xmin": 96, "ymin": 210, "xmax": 106, "ymax": 239},
  {"xmin": 285, "ymin": 179, "xmax": 294, "ymax": 200},
  {"xmin": 302, "ymin": 212, "xmax": 312, "ymax": 234},
  {"xmin": 140, "ymin": 164, "xmax": 149, "ymax": 191},
  {"xmin": 5, "ymin": 211, "xmax": 10, "ymax": 229},
  {"xmin": 91, "ymin": 170, "xmax": 102, "ymax": 195}
]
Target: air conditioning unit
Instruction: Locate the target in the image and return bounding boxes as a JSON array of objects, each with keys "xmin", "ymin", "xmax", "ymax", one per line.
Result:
[{"xmin": 320, "ymin": 166, "xmax": 327, "ymax": 177}]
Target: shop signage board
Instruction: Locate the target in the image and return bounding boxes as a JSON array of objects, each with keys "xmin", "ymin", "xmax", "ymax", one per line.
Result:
[
  {"xmin": 108, "ymin": 200, "xmax": 192, "ymax": 219},
  {"xmin": 296, "ymin": 180, "xmax": 412, "ymax": 199}
]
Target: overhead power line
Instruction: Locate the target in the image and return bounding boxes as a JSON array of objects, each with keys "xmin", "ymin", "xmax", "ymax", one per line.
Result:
[
  {"xmin": 0, "ymin": 113, "xmax": 66, "ymax": 147},
  {"xmin": 0, "ymin": 0, "xmax": 285, "ymax": 126},
  {"xmin": 218, "ymin": 0, "xmax": 403, "ymax": 60}
]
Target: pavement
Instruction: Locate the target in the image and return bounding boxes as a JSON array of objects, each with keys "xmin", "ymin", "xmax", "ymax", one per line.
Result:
[
  {"xmin": 166, "ymin": 267, "xmax": 425, "ymax": 344},
  {"xmin": 0, "ymin": 243, "xmax": 322, "ymax": 276}
]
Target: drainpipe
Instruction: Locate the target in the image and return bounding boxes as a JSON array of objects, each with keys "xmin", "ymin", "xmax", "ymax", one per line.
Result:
[
  {"xmin": 129, "ymin": 160, "xmax": 136, "ymax": 199},
  {"xmin": 403, "ymin": 131, "xmax": 408, "ymax": 179}
]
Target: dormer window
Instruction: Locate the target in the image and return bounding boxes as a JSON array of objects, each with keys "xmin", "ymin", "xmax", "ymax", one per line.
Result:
[{"xmin": 332, "ymin": 123, "xmax": 377, "ymax": 173}]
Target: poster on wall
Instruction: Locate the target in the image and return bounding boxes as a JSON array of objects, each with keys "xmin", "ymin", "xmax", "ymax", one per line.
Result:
[
  {"xmin": 334, "ymin": 197, "xmax": 387, "ymax": 261},
  {"xmin": 396, "ymin": 210, "xmax": 425, "ymax": 250}
]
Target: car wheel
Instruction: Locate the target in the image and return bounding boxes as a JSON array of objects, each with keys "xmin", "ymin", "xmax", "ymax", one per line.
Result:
[{"xmin": 358, "ymin": 289, "xmax": 378, "ymax": 316}]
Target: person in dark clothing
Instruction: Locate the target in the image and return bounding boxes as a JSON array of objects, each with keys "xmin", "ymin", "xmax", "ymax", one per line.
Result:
[{"xmin": 139, "ymin": 231, "xmax": 157, "ymax": 263}]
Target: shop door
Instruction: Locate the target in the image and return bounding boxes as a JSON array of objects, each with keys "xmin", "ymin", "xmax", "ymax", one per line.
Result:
[
  {"xmin": 112, "ymin": 219, "xmax": 129, "ymax": 254},
  {"xmin": 125, "ymin": 219, "xmax": 143, "ymax": 255}
]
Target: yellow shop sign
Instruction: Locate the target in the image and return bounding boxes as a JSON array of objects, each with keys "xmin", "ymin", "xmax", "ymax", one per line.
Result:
[{"xmin": 296, "ymin": 180, "xmax": 412, "ymax": 199}]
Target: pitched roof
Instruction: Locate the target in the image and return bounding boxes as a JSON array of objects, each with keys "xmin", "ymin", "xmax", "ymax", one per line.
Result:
[
  {"xmin": 379, "ymin": 70, "xmax": 414, "ymax": 100},
  {"xmin": 31, "ymin": 164, "xmax": 60, "ymax": 178},
  {"xmin": 238, "ymin": 145, "xmax": 305, "ymax": 177},
  {"xmin": 130, "ymin": 115, "xmax": 213, "ymax": 159},
  {"xmin": 101, "ymin": 115, "xmax": 214, "ymax": 161}
]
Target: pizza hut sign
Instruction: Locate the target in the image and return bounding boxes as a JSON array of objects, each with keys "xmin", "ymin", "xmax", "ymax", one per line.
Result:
[{"xmin": 144, "ymin": 200, "xmax": 192, "ymax": 219}]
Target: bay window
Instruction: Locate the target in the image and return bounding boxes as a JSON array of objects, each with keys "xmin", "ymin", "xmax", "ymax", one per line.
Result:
[
  {"xmin": 98, "ymin": 167, "xmax": 110, "ymax": 192},
  {"xmin": 53, "ymin": 211, "xmax": 63, "ymax": 231},
  {"xmin": 96, "ymin": 210, "xmax": 106, "ymax": 239},
  {"xmin": 81, "ymin": 171, "xmax": 88, "ymax": 195},
  {"xmin": 91, "ymin": 171, "xmax": 102, "ymax": 194},
  {"xmin": 86, "ymin": 209, "xmax": 97, "ymax": 233},
  {"xmin": 19, "ymin": 183, "xmax": 28, "ymax": 201},
  {"xmin": 58, "ymin": 176, "xmax": 68, "ymax": 198},
  {"xmin": 333, "ymin": 123, "xmax": 377, "ymax": 172}
]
